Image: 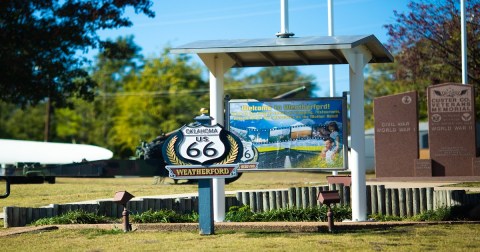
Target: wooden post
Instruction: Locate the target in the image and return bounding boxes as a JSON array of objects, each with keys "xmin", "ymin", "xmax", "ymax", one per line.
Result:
[
  {"xmin": 269, "ymin": 191, "xmax": 276, "ymax": 210},
  {"xmin": 288, "ymin": 187, "xmax": 295, "ymax": 208},
  {"xmin": 413, "ymin": 188, "xmax": 420, "ymax": 215},
  {"xmin": 420, "ymin": 188, "xmax": 427, "ymax": 213},
  {"xmin": 370, "ymin": 185, "xmax": 378, "ymax": 215},
  {"xmin": 263, "ymin": 192, "xmax": 269, "ymax": 212},
  {"xmin": 309, "ymin": 187, "xmax": 317, "ymax": 207},
  {"xmin": 377, "ymin": 185, "xmax": 386, "ymax": 215},
  {"xmin": 426, "ymin": 187, "xmax": 434, "ymax": 211},
  {"xmin": 385, "ymin": 189, "xmax": 392, "ymax": 216},
  {"xmin": 256, "ymin": 192, "xmax": 263, "ymax": 212},
  {"xmin": 249, "ymin": 191, "xmax": 257, "ymax": 212},
  {"xmin": 295, "ymin": 187, "xmax": 302, "ymax": 208},
  {"xmin": 276, "ymin": 191, "xmax": 282, "ymax": 209},
  {"xmin": 344, "ymin": 186, "xmax": 351, "ymax": 206},
  {"xmin": 242, "ymin": 191, "xmax": 249, "ymax": 206},
  {"xmin": 366, "ymin": 185, "xmax": 372, "ymax": 214},
  {"xmin": 302, "ymin": 187, "xmax": 309, "ymax": 209},
  {"xmin": 399, "ymin": 188, "xmax": 406, "ymax": 217},
  {"xmin": 406, "ymin": 188, "xmax": 413, "ymax": 217},
  {"xmin": 392, "ymin": 188, "xmax": 399, "ymax": 217},
  {"xmin": 337, "ymin": 184, "xmax": 344, "ymax": 206},
  {"xmin": 282, "ymin": 190, "xmax": 289, "ymax": 209}
]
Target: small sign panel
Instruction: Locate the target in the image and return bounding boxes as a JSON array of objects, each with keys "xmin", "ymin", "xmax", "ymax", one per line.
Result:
[{"xmin": 165, "ymin": 164, "xmax": 238, "ymax": 179}]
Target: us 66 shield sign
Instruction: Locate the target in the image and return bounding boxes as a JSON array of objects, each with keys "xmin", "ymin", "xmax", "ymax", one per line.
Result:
[
  {"xmin": 162, "ymin": 123, "xmax": 244, "ymax": 166},
  {"xmin": 179, "ymin": 125, "xmax": 225, "ymax": 164}
]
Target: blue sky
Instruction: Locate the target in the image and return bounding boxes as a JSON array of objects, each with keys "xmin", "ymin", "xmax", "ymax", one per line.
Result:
[{"xmin": 95, "ymin": 0, "xmax": 411, "ymax": 96}]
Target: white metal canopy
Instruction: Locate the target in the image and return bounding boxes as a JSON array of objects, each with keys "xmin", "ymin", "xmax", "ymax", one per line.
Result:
[
  {"xmin": 170, "ymin": 34, "xmax": 393, "ymax": 222},
  {"xmin": 170, "ymin": 35, "xmax": 393, "ymax": 68}
]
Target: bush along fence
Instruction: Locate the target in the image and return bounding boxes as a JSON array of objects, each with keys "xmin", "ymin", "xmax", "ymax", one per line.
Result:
[{"xmin": 3, "ymin": 184, "xmax": 480, "ymax": 227}]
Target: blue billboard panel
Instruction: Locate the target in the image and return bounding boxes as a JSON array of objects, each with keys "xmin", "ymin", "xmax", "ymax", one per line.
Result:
[{"xmin": 226, "ymin": 98, "xmax": 348, "ymax": 171}]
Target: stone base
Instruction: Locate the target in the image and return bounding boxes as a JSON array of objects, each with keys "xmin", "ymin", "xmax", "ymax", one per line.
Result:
[
  {"xmin": 414, "ymin": 159, "xmax": 432, "ymax": 177},
  {"xmin": 473, "ymin": 158, "xmax": 480, "ymax": 176}
]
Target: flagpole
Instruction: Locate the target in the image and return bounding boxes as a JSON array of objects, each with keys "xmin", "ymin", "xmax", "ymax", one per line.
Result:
[{"xmin": 461, "ymin": 0, "xmax": 468, "ymax": 84}]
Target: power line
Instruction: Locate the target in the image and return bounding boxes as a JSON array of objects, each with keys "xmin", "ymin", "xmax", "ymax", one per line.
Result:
[{"xmin": 98, "ymin": 81, "xmax": 311, "ymax": 97}]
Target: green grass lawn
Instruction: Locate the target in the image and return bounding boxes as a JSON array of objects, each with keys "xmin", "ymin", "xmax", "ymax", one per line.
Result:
[
  {"xmin": 2, "ymin": 172, "xmax": 479, "ymax": 251},
  {"xmin": 1, "ymin": 224, "xmax": 480, "ymax": 251}
]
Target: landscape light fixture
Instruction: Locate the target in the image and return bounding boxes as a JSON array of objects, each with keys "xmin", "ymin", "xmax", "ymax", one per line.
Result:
[
  {"xmin": 113, "ymin": 190, "xmax": 134, "ymax": 232},
  {"xmin": 318, "ymin": 190, "xmax": 341, "ymax": 233}
]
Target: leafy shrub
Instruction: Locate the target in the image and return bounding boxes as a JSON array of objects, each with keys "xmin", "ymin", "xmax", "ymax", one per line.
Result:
[
  {"xmin": 225, "ymin": 205, "xmax": 352, "ymax": 222},
  {"xmin": 32, "ymin": 210, "xmax": 113, "ymax": 225},
  {"xmin": 370, "ymin": 206, "xmax": 475, "ymax": 222},
  {"xmin": 411, "ymin": 206, "xmax": 472, "ymax": 221},
  {"xmin": 225, "ymin": 205, "xmax": 257, "ymax": 222},
  {"xmin": 131, "ymin": 209, "xmax": 198, "ymax": 223}
]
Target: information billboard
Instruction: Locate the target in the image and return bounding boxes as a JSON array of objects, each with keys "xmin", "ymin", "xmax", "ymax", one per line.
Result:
[{"xmin": 226, "ymin": 97, "xmax": 348, "ymax": 171}]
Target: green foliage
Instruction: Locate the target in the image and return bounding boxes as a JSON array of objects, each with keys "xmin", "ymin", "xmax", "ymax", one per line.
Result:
[
  {"xmin": 130, "ymin": 209, "xmax": 199, "ymax": 223},
  {"xmin": 364, "ymin": 62, "xmax": 429, "ymax": 129},
  {"xmin": 28, "ymin": 205, "xmax": 479, "ymax": 226},
  {"xmin": 225, "ymin": 205, "xmax": 257, "ymax": 222},
  {"xmin": 31, "ymin": 210, "xmax": 114, "ymax": 226},
  {"xmin": 369, "ymin": 206, "xmax": 476, "ymax": 222},
  {"xmin": 0, "ymin": 101, "xmax": 46, "ymax": 141},
  {"xmin": 225, "ymin": 67, "xmax": 316, "ymax": 99},
  {"xmin": 0, "ymin": 38, "xmax": 320, "ymax": 158},
  {"xmin": 110, "ymin": 52, "xmax": 209, "ymax": 157},
  {"xmin": 225, "ymin": 205, "xmax": 352, "ymax": 222},
  {"xmin": 365, "ymin": 0, "xmax": 480, "ymax": 128},
  {"xmin": 411, "ymin": 206, "xmax": 474, "ymax": 221},
  {"xmin": 0, "ymin": 0, "xmax": 154, "ymax": 108}
]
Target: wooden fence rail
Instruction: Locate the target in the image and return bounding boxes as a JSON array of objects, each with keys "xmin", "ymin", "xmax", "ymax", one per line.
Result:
[{"xmin": 4, "ymin": 185, "xmax": 480, "ymax": 227}]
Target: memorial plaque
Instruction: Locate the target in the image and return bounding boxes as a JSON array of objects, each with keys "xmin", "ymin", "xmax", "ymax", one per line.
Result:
[
  {"xmin": 374, "ymin": 91, "xmax": 419, "ymax": 177},
  {"xmin": 414, "ymin": 159, "xmax": 432, "ymax": 177},
  {"xmin": 428, "ymin": 83, "xmax": 476, "ymax": 176}
]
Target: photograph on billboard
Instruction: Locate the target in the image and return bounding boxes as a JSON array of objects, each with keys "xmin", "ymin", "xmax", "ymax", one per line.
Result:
[{"xmin": 226, "ymin": 98, "xmax": 348, "ymax": 171}]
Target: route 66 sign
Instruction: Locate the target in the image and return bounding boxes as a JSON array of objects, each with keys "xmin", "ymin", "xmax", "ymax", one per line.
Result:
[
  {"xmin": 179, "ymin": 124, "xmax": 225, "ymax": 164},
  {"xmin": 240, "ymin": 141, "xmax": 258, "ymax": 163},
  {"xmin": 162, "ymin": 123, "xmax": 243, "ymax": 166}
]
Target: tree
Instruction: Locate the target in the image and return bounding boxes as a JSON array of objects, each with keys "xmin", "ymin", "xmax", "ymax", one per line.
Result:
[
  {"xmin": 54, "ymin": 36, "xmax": 144, "ymax": 145},
  {"xmin": 92, "ymin": 36, "xmax": 144, "ymax": 146},
  {"xmin": 225, "ymin": 66, "xmax": 316, "ymax": 99},
  {"xmin": 110, "ymin": 52, "xmax": 209, "ymax": 157},
  {"xmin": 385, "ymin": 0, "xmax": 480, "ymax": 86},
  {"xmin": 0, "ymin": 0, "xmax": 154, "ymax": 108},
  {"xmin": 364, "ymin": 63, "xmax": 426, "ymax": 129},
  {"xmin": 364, "ymin": 0, "xmax": 480, "ymax": 127},
  {"xmin": 0, "ymin": 102, "xmax": 45, "ymax": 141}
]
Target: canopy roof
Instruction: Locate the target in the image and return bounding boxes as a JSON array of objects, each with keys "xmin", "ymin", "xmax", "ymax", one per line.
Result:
[{"xmin": 170, "ymin": 35, "xmax": 393, "ymax": 68}]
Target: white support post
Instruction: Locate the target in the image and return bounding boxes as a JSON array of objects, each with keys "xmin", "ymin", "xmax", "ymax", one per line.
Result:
[
  {"xmin": 349, "ymin": 53, "xmax": 367, "ymax": 221},
  {"xmin": 341, "ymin": 47, "xmax": 370, "ymax": 222},
  {"xmin": 209, "ymin": 55, "xmax": 226, "ymax": 222}
]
